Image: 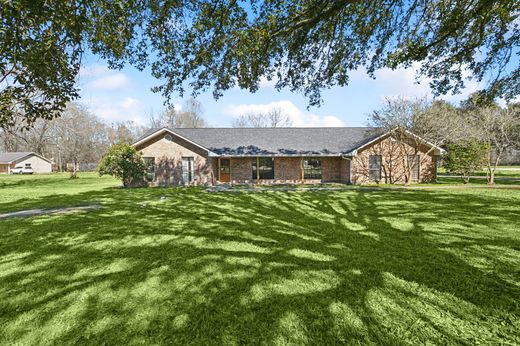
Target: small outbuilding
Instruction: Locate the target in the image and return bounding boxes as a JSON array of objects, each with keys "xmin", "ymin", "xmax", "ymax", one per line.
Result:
[{"xmin": 0, "ymin": 152, "xmax": 53, "ymax": 174}]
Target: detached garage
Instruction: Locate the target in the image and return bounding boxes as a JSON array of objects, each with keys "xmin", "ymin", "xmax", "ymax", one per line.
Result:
[{"xmin": 0, "ymin": 152, "xmax": 53, "ymax": 174}]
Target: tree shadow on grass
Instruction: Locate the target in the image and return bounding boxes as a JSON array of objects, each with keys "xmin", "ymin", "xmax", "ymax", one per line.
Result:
[
  {"xmin": 0, "ymin": 187, "xmax": 519, "ymax": 345},
  {"xmin": 0, "ymin": 173, "xmax": 120, "ymax": 214}
]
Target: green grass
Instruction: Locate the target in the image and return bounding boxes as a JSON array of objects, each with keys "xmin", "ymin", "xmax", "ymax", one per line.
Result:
[
  {"xmin": 470, "ymin": 169, "xmax": 520, "ymax": 178},
  {"xmin": 435, "ymin": 177, "xmax": 520, "ymax": 186},
  {"xmin": 0, "ymin": 173, "xmax": 120, "ymax": 213},
  {"xmin": 438, "ymin": 166, "xmax": 520, "ymax": 178},
  {"xmin": 0, "ymin": 174, "xmax": 519, "ymax": 345}
]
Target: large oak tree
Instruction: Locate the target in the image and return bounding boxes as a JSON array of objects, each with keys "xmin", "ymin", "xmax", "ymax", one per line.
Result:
[{"xmin": 1, "ymin": 0, "xmax": 519, "ymax": 126}]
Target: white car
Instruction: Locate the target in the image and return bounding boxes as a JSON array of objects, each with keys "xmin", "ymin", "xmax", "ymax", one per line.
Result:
[{"xmin": 11, "ymin": 166, "xmax": 34, "ymax": 174}]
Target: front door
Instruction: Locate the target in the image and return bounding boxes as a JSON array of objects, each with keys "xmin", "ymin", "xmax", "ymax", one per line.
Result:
[{"xmin": 219, "ymin": 158, "xmax": 230, "ymax": 182}]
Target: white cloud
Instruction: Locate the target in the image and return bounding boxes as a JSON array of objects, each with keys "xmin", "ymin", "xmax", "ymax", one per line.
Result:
[
  {"xmin": 79, "ymin": 63, "xmax": 132, "ymax": 91},
  {"xmin": 121, "ymin": 96, "xmax": 141, "ymax": 109},
  {"xmin": 78, "ymin": 64, "xmax": 111, "ymax": 78},
  {"xmin": 351, "ymin": 63, "xmax": 483, "ymax": 104},
  {"xmin": 374, "ymin": 67, "xmax": 431, "ymax": 99},
  {"xmin": 85, "ymin": 72, "xmax": 131, "ymax": 91},
  {"xmin": 78, "ymin": 64, "xmax": 145, "ymax": 123},
  {"xmin": 223, "ymin": 100, "xmax": 345, "ymax": 127},
  {"xmin": 80, "ymin": 96, "xmax": 146, "ymax": 124}
]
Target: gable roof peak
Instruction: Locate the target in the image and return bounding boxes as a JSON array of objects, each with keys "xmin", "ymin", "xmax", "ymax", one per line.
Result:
[{"xmin": 0, "ymin": 152, "xmax": 53, "ymax": 164}]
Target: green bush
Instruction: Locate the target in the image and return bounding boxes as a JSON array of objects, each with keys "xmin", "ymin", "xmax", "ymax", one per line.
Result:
[
  {"xmin": 443, "ymin": 140, "xmax": 490, "ymax": 183},
  {"xmin": 97, "ymin": 144, "xmax": 146, "ymax": 187}
]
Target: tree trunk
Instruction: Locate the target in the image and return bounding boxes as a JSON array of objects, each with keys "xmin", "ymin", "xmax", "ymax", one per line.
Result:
[
  {"xmin": 403, "ymin": 167, "xmax": 411, "ymax": 185},
  {"xmin": 488, "ymin": 167, "xmax": 495, "ymax": 185},
  {"xmin": 486, "ymin": 150, "xmax": 493, "ymax": 184},
  {"xmin": 487, "ymin": 150, "xmax": 502, "ymax": 185},
  {"xmin": 382, "ymin": 165, "xmax": 388, "ymax": 184},
  {"xmin": 70, "ymin": 160, "xmax": 78, "ymax": 179}
]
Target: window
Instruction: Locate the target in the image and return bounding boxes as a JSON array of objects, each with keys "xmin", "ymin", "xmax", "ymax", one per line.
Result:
[
  {"xmin": 182, "ymin": 157, "xmax": 194, "ymax": 183},
  {"xmin": 252, "ymin": 157, "xmax": 274, "ymax": 180},
  {"xmin": 368, "ymin": 155, "xmax": 382, "ymax": 182},
  {"xmin": 407, "ymin": 154, "xmax": 420, "ymax": 181},
  {"xmin": 303, "ymin": 158, "xmax": 322, "ymax": 179},
  {"xmin": 25, "ymin": 163, "xmax": 31, "ymax": 168},
  {"xmin": 143, "ymin": 157, "xmax": 155, "ymax": 181}
]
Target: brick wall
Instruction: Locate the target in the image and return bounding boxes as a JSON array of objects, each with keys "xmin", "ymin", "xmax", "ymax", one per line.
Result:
[
  {"xmin": 322, "ymin": 157, "xmax": 341, "ymax": 182},
  {"xmin": 136, "ymin": 133, "xmax": 216, "ymax": 186},
  {"xmin": 274, "ymin": 157, "xmax": 302, "ymax": 183},
  {"xmin": 351, "ymin": 134, "xmax": 437, "ymax": 184},
  {"xmin": 136, "ymin": 130, "xmax": 437, "ymax": 186},
  {"xmin": 230, "ymin": 158, "xmax": 252, "ymax": 183},
  {"xmin": 339, "ymin": 159, "xmax": 351, "ymax": 184}
]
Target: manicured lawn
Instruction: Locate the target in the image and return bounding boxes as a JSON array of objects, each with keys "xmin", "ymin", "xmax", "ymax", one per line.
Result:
[
  {"xmin": 0, "ymin": 173, "xmax": 119, "ymax": 213},
  {"xmin": 0, "ymin": 174, "xmax": 519, "ymax": 345},
  {"xmin": 438, "ymin": 166, "xmax": 520, "ymax": 178},
  {"xmin": 470, "ymin": 168, "xmax": 520, "ymax": 178},
  {"xmin": 436, "ymin": 176, "xmax": 520, "ymax": 186}
]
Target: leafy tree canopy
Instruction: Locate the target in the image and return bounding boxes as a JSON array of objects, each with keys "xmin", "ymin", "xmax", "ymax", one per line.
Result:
[
  {"xmin": 443, "ymin": 140, "xmax": 490, "ymax": 184},
  {"xmin": 97, "ymin": 144, "xmax": 146, "ymax": 187},
  {"xmin": 1, "ymin": 0, "xmax": 519, "ymax": 126}
]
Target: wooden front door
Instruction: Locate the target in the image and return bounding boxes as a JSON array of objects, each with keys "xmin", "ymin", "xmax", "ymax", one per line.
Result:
[{"xmin": 219, "ymin": 158, "xmax": 231, "ymax": 182}]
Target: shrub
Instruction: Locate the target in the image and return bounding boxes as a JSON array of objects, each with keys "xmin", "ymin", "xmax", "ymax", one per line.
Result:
[
  {"xmin": 443, "ymin": 140, "xmax": 490, "ymax": 183},
  {"xmin": 97, "ymin": 144, "xmax": 146, "ymax": 187}
]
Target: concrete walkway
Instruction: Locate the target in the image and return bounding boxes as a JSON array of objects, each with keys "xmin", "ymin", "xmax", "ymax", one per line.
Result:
[
  {"xmin": 206, "ymin": 184, "xmax": 520, "ymax": 193},
  {"xmin": 0, "ymin": 205, "xmax": 102, "ymax": 219},
  {"xmin": 207, "ymin": 186, "xmax": 350, "ymax": 193}
]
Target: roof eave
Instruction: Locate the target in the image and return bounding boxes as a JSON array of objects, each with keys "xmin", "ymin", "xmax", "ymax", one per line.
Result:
[
  {"xmin": 210, "ymin": 153, "xmax": 347, "ymax": 158},
  {"xmin": 348, "ymin": 128, "xmax": 446, "ymax": 155},
  {"xmin": 132, "ymin": 128, "xmax": 216, "ymax": 156},
  {"xmin": 3, "ymin": 152, "xmax": 53, "ymax": 164}
]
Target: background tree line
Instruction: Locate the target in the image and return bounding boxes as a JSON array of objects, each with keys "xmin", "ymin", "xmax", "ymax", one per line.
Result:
[
  {"xmin": 368, "ymin": 94, "xmax": 520, "ymax": 184},
  {"xmin": 0, "ymin": 98, "xmax": 209, "ymax": 172},
  {"xmin": 0, "ymin": 95, "xmax": 292, "ymax": 173},
  {"xmin": 0, "ymin": 102, "xmax": 145, "ymax": 173},
  {"xmin": 2, "ymin": 92, "xmax": 518, "ymax": 183}
]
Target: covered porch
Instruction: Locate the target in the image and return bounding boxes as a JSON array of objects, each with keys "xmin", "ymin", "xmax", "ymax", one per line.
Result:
[{"xmin": 215, "ymin": 156, "xmax": 351, "ymax": 184}]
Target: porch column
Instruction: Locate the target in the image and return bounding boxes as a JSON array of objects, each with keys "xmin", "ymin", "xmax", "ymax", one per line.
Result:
[
  {"xmin": 300, "ymin": 157, "xmax": 304, "ymax": 183},
  {"xmin": 218, "ymin": 158, "xmax": 221, "ymax": 181}
]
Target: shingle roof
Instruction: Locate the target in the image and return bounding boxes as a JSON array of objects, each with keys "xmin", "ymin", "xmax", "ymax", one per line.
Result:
[
  {"xmin": 136, "ymin": 127, "xmax": 383, "ymax": 156},
  {"xmin": 0, "ymin": 152, "xmax": 34, "ymax": 163}
]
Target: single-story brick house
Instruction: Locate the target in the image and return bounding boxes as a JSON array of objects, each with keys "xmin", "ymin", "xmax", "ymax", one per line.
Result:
[
  {"xmin": 132, "ymin": 127, "xmax": 444, "ymax": 186},
  {"xmin": 0, "ymin": 152, "xmax": 53, "ymax": 174}
]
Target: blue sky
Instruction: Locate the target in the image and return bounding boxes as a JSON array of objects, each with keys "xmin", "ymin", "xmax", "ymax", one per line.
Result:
[{"xmin": 77, "ymin": 54, "xmax": 490, "ymax": 128}]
